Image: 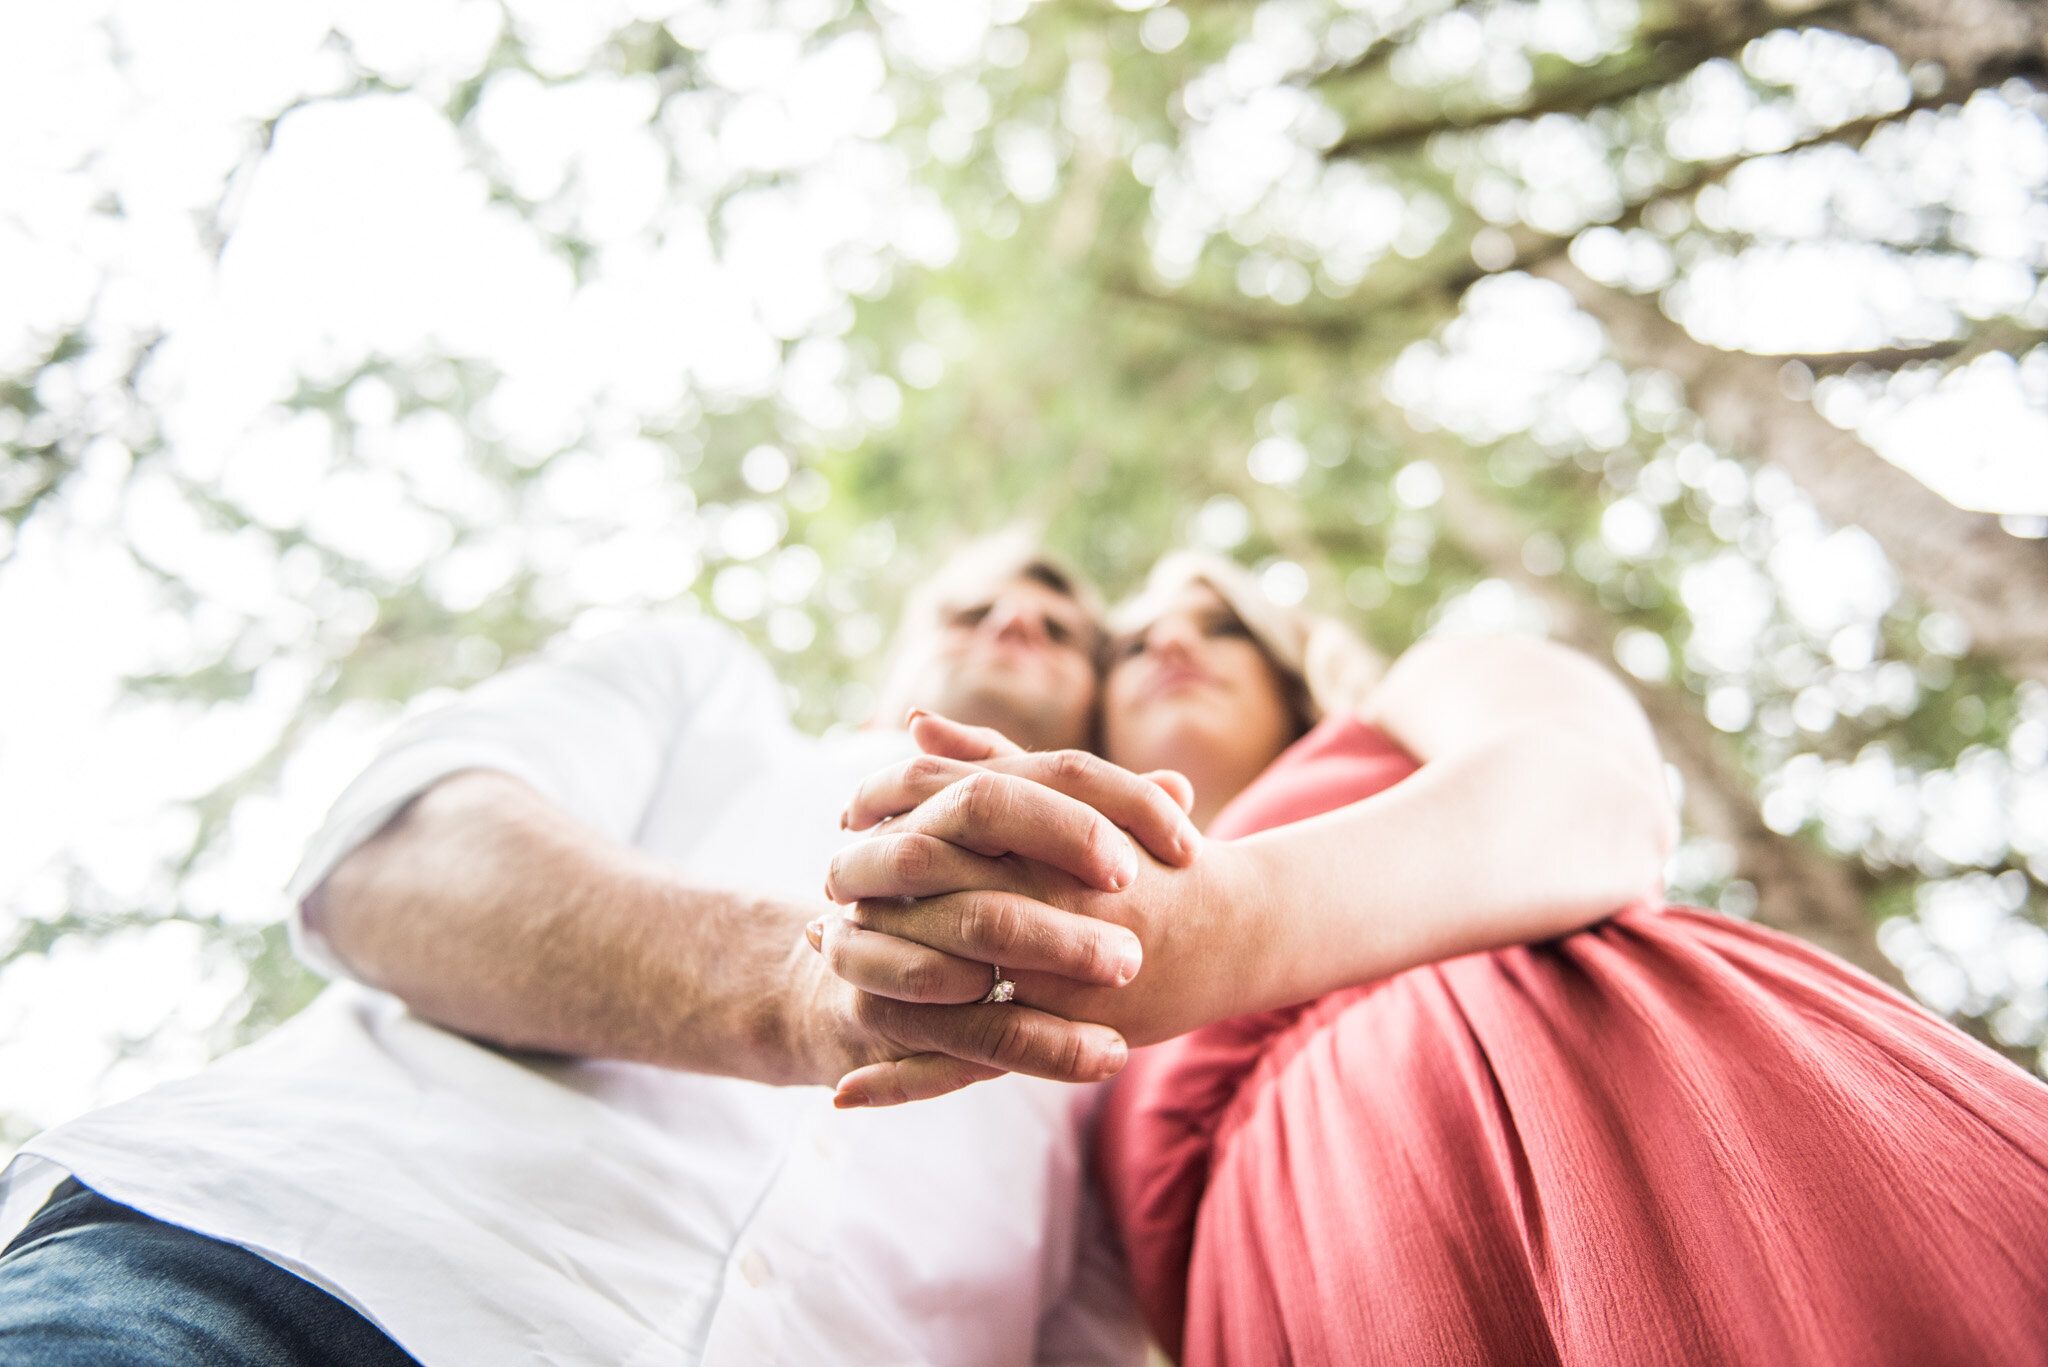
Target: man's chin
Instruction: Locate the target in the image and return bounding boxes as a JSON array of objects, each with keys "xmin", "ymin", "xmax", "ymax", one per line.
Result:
[{"xmin": 926, "ymin": 682, "xmax": 1089, "ymax": 753}]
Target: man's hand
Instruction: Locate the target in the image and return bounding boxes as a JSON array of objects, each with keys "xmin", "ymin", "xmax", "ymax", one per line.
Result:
[
  {"xmin": 795, "ymin": 950, "xmax": 1132, "ymax": 1103},
  {"xmin": 314, "ymin": 766, "xmax": 1143, "ymax": 1094},
  {"xmin": 843, "ymin": 711, "xmax": 1197, "ymax": 836}
]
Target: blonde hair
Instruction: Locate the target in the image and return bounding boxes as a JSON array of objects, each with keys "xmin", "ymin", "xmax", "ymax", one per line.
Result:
[{"xmin": 1109, "ymin": 551, "xmax": 1383, "ymax": 728}]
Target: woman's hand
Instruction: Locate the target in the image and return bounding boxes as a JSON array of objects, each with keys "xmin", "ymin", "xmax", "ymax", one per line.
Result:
[
  {"xmin": 817, "ymin": 715, "xmax": 1280, "ymax": 1106},
  {"xmin": 791, "ymin": 946, "xmax": 1131, "ymax": 1102},
  {"xmin": 821, "ymin": 831, "xmax": 1274, "ymax": 1045}
]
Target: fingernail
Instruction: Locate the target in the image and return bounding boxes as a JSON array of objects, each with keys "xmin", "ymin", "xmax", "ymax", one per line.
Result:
[
  {"xmin": 905, "ymin": 707, "xmax": 927, "ymax": 724},
  {"xmin": 1110, "ymin": 848, "xmax": 1137, "ymax": 890},
  {"xmin": 1117, "ymin": 940, "xmax": 1143, "ymax": 985},
  {"xmin": 805, "ymin": 918, "xmax": 825, "ymax": 952},
  {"xmin": 834, "ymin": 1088, "xmax": 867, "ymax": 1109},
  {"xmin": 839, "ymin": 811, "xmax": 848, "ymax": 830}
]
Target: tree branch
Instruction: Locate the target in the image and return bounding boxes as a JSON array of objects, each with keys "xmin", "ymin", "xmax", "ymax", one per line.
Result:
[
  {"xmin": 1323, "ymin": 0, "xmax": 1861, "ymax": 161},
  {"xmin": 1364, "ymin": 79, "xmax": 1971, "ymax": 323},
  {"xmin": 1538, "ymin": 256, "xmax": 2048, "ymax": 690}
]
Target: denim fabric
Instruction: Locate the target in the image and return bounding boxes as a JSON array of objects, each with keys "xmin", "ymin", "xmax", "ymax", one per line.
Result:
[{"xmin": 0, "ymin": 1179, "xmax": 419, "ymax": 1367}]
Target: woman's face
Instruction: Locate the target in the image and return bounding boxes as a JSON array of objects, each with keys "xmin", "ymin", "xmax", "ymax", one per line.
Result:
[{"xmin": 1101, "ymin": 583, "xmax": 1300, "ymax": 822}]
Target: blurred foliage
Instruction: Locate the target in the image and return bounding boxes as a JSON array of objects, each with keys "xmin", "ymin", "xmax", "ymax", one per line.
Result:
[{"xmin": 4, "ymin": 0, "xmax": 2048, "ymax": 1137}]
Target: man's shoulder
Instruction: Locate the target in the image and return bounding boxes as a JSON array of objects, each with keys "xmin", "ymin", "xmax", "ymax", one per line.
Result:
[
  {"xmin": 547, "ymin": 611, "xmax": 750, "ymax": 672},
  {"xmin": 540, "ymin": 611, "xmax": 782, "ymax": 709}
]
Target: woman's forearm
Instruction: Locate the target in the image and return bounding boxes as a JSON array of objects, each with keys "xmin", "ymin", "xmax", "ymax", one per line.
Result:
[{"xmin": 1230, "ymin": 726, "xmax": 1673, "ymax": 1011}]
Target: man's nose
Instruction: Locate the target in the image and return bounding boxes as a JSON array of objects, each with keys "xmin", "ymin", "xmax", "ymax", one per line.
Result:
[{"xmin": 983, "ymin": 598, "xmax": 1049, "ymax": 644}]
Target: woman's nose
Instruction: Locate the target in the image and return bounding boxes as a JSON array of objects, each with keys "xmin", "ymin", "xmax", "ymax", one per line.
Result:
[{"xmin": 1144, "ymin": 618, "xmax": 1200, "ymax": 660}]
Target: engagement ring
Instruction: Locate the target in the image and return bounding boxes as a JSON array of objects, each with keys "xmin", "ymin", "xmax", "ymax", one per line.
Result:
[{"xmin": 978, "ymin": 965, "xmax": 1015, "ymax": 1005}]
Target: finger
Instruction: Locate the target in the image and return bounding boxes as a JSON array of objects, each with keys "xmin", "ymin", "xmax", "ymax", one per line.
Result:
[
  {"xmin": 908, "ymin": 710, "xmax": 1024, "ymax": 761},
  {"xmin": 850, "ymin": 891, "xmax": 1143, "ymax": 987},
  {"xmin": 817, "ymin": 914, "xmax": 994, "ymax": 1004},
  {"xmin": 1143, "ymin": 769, "xmax": 1197, "ymax": 815},
  {"xmin": 854, "ymin": 994, "xmax": 1128, "ymax": 1084},
  {"xmin": 834, "ymin": 1054, "xmax": 1005, "ymax": 1108},
  {"xmin": 995, "ymin": 750, "xmax": 1197, "ymax": 867},
  {"xmin": 843, "ymin": 754, "xmax": 978, "ymax": 832},
  {"xmin": 844, "ymin": 752, "xmax": 1197, "ymax": 866},
  {"xmin": 825, "ymin": 831, "xmax": 1014, "ymax": 904},
  {"xmin": 914, "ymin": 770, "xmax": 1138, "ymax": 891}
]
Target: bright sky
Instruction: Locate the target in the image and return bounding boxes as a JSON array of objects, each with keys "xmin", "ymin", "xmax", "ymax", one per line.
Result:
[{"xmin": 2, "ymin": 0, "xmax": 2045, "ymax": 1142}]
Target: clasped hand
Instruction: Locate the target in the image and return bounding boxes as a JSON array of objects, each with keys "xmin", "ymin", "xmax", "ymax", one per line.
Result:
[{"xmin": 813, "ymin": 712, "xmax": 1274, "ymax": 1107}]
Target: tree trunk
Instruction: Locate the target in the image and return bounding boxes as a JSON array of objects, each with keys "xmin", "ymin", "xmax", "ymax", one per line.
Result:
[
  {"xmin": 1537, "ymin": 257, "xmax": 2048, "ymax": 690},
  {"xmin": 1825, "ymin": 0, "xmax": 2048, "ymax": 88},
  {"xmin": 1432, "ymin": 463, "xmax": 1909, "ymax": 991}
]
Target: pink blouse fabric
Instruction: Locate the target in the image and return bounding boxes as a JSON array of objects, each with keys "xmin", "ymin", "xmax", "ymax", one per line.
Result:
[{"xmin": 1094, "ymin": 714, "xmax": 2048, "ymax": 1365}]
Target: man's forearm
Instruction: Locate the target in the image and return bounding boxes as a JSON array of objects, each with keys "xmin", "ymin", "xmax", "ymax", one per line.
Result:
[{"xmin": 308, "ymin": 769, "xmax": 838, "ymax": 1084}]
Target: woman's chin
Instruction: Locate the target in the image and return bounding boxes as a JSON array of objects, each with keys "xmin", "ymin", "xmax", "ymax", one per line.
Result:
[{"xmin": 1103, "ymin": 714, "xmax": 1225, "ymax": 777}]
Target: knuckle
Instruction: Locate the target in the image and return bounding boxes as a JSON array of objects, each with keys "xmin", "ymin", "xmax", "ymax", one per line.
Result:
[
  {"xmin": 897, "ymin": 954, "xmax": 947, "ymax": 1002},
  {"xmin": 903, "ymin": 755, "xmax": 951, "ymax": 790},
  {"xmin": 885, "ymin": 834, "xmax": 936, "ymax": 884},
  {"xmin": 1046, "ymin": 749, "xmax": 1096, "ymax": 785},
  {"xmin": 1138, "ymin": 780, "xmax": 1179, "ymax": 823},
  {"xmin": 959, "ymin": 892, "xmax": 1021, "ymax": 956},
  {"xmin": 1076, "ymin": 927, "xmax": 1119, "ymax": 983},
  {"xmin": 1078, "ymin": 814, "xmax": 1121, "ymax": 871},
  {"xmin": 926, "ymin": 1060, "xmax": 970, "ymax": 1097},
  {"xmin": 954, "ymin": 771, "xmax": 1007, "ymax": 829},
  {"xmin": 978, "ymin": 1011, "xmax": 1035, "ymax": 1067},
  {"xmin": 1050, "ymin": 1028, "xmax": 1087, "ymax": 1082}
]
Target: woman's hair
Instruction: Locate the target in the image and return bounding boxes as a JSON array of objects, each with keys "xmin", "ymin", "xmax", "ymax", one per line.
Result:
[{"xmin": 1109, "ymin": 551, "xmax": 1384, "ymax": 733}]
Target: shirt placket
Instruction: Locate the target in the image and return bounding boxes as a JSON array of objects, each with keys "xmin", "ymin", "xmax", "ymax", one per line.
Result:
[{"xmin": 698, "ymin": 1100, "xmax": 846, "ymax": 1367}]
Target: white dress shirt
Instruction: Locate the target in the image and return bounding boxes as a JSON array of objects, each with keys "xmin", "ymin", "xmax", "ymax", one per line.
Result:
[{"xmin": 0, "ymin": 616, "xmax": 1143, "ymax": 1367}]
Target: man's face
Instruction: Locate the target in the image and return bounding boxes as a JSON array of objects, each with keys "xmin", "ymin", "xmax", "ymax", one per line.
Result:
[{"xmin": 888, "ymin": 575, "xmax": 1101, "ymax": 752}]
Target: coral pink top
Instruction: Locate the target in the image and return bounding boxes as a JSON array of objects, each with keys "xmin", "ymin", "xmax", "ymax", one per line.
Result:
[{"xmin": 1095, "ymin": 715, "xmax": 2048, "ymax": 1365}]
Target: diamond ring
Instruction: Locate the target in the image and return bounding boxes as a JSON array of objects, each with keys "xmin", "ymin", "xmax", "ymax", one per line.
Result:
[{"xmin": 978, "ymin": 965, "xmax": 1016, "ymax": 1005}]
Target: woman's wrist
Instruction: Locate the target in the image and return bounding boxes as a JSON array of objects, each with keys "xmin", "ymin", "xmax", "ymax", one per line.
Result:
[
  {"xmin": 1188, "ymin": 837, "xmax": 1302, "ymax": 1021},
  {"xmin": 1208, "ymin": 829, "xmax": 1398, "ymax": 1015}
]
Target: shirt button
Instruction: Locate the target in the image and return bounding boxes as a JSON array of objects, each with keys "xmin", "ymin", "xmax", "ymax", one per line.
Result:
[
  {"xmin": 739, "ymin": 1249, "xmax": 773, "ymax": 1288},
  {"xmin": 811, "ymin": 1131, "xmax": 834, "ymax": 1159}
]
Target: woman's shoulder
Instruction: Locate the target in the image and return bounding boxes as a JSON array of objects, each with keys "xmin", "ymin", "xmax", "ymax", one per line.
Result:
[{"xmin": 1206, "ymin": 714, "xmax": 1420, "ymax": 840}]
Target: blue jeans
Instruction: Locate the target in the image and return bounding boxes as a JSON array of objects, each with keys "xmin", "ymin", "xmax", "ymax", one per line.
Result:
[{"xmin": 0, "ymin": 1179, "xmax": 418, "ymax": 1366}]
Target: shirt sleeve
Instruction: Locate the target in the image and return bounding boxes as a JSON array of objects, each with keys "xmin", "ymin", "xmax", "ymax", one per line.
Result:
[{"xmin": 283, "ymin": 614, "xmax": 772, "ymax": 981}]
